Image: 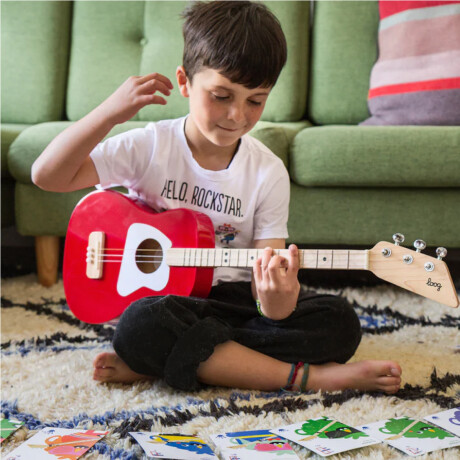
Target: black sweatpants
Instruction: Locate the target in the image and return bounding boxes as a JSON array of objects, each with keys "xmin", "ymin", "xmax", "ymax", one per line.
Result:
[{"xmin": 113, "ymin": 282, "xmax": 362, "ymax": 391}]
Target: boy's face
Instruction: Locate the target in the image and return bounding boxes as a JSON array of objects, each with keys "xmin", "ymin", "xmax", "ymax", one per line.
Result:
[{"xmin": 178, "ymin": 67, "xmax": 271, "ymax": 150}]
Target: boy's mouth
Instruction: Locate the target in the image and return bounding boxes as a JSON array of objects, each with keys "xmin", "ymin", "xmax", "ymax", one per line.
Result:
[{"xmin": 217, "ymin": 125, "xmax": 240, "ymax": 132}]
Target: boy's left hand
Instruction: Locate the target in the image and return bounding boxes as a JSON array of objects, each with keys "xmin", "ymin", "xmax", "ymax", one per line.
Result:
[{"xmin": 253, "ymin": 244, "xmax": 300, "ymax": 320}]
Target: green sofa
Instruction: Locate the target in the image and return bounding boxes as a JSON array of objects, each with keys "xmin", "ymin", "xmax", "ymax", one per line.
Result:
[{"xmin": 2, "ymin": 1, "xmax": 459, "ymax": 286}]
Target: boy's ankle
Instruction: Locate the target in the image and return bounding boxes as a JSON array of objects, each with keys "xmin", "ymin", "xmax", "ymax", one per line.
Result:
[{"xmin": 281, "ymin": 362, "xmax": 309, "ymax": 393}]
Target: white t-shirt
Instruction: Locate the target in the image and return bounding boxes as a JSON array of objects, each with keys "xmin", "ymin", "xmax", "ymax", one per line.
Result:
[{"xmin": 90, "ymin": 116, "xmax": 290, "ymax": 284}]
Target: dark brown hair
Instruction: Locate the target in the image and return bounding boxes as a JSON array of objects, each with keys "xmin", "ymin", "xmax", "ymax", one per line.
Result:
[{"xmin": 182, "ymin": 1, "xmax": 287, "ymax": 89}]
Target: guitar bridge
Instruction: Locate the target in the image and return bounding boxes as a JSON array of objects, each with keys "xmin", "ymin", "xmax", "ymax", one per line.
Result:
[{"xmin": 86, "ymin": 231, "xmax": 105, "ymax": 279}]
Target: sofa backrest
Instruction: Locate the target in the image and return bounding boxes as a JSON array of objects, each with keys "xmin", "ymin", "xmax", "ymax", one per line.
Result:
[
  {"xmin": 308, "ymin": 1, "xmax": 380, "ymax": 125},
  {"xmin": 1, "ymin": 1, "xmax": 71, "ymax": 124},
  {"xmin": 66, "ymin": 0, "xmax": 309, "ymax": 123}
]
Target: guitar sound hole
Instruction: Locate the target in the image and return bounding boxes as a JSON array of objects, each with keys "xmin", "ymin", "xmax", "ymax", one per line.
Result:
[{"xmin": 136, "ymin": 239, "xmax": 162, "ymax": 274}]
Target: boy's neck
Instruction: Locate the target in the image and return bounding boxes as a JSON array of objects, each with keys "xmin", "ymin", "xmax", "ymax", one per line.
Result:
[{"xmin": 184, "ymin": 117, "xmax": 241, "ymax": 171}]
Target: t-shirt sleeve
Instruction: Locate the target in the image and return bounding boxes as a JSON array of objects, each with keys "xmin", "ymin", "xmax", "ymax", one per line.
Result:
[
  {"xmin": 90, "ymin": 127, "xmax": 154, "ymax": 189},
  {"xmin": 253, "ymin": 165, "xmax": 290, "ymax": 241}
]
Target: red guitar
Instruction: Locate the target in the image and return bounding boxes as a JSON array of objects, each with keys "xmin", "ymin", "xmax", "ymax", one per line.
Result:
[{"xmin": 63, "ymin": 190, "xmax": 459, "ymax": 323}]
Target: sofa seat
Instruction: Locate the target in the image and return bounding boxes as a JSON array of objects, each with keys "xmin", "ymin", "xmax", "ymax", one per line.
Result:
[
  {"xmin": 290, "ymin": 126, "xmax": 460, "ymax": 187},
  {"xmin": 288, "ymin": 184, "xmax": 460, "ymax": 247}
]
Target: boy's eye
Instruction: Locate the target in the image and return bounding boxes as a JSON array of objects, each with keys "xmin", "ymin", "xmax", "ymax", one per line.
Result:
[
  {"xmin": 212, "ymin": 93, "xmax": 229, "ymax": 101},
  {"xmin": 248, "ymin": 100, "xmax": 262, "ymax": 106}
]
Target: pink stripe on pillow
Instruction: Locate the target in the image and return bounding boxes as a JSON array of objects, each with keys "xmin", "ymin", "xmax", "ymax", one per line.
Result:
[
  {"xmin": 378, "ymin": 13, "xmax": 460, "ymax": 60},
  {"xmin": 368, "ymin": 77, "xmax": 460, "ymax": 99},
  {"xmin": 370, "ymin": 50, "xmax": 460, "ymax": 88}
]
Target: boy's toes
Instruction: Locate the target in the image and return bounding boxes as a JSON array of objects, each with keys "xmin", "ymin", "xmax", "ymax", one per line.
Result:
[
  {"xmin": 377, "ymin": 376, "xmax": 401, "ymax": 387},
  {"xmin": 384, "ymin": 384, "xmax": 401, "ymax": 395},
  {"xmin": 93, "ymin": 352, "xmax": 117, "ymax": 369},
  {"xmin": 377, "ymin": 376, "xmax": 401, "ymax": 394},
  {"xmin": 93, "ymin": 366, "xmax": 116, "ymax": 382},
  {"xmin": 390, "ymin": 364, "xmax": 402, "ymax": 377}
]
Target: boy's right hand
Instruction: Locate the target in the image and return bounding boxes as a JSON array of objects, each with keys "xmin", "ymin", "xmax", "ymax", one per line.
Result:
[{"xmin": 100, "ymin": 73, "xmax": 174, "ymax": 125}]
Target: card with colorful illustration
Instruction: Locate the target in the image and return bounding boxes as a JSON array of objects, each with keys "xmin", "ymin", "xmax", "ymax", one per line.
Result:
[
  {"xmin": 130, "ymin": 432, "xmax": 218, "ymax": 459},
  {"xmin": 210, "ymin": 429, "xmax": 300, "ymax": 459},
  {"xmin": 4, "ymin": 427, "xmax": 108, "ymax": 460},
  {"xmin": 424, "ymin": 407, "xmax": 460, "ymax": 437},
  {"xmin": 357, "ymin": 416, "xmax": 460, "ymax": 457},
  {"xmin": 1, "ymin": 418, "xmax": 25, "ymax": 443},
  {"xmin": 270, "ymin": 416, "xmax": 381, "ymax": 457}
]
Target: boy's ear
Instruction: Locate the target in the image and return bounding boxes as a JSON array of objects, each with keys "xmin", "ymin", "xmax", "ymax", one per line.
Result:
[{"xmin": 176, "ymin": 66, "xmax": 190, "ymax": 98}]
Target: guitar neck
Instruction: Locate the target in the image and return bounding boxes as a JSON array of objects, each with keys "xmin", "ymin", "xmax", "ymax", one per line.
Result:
[{"xmin": 166, "ymin": 248, "xmax": 369, "ymax": 270}]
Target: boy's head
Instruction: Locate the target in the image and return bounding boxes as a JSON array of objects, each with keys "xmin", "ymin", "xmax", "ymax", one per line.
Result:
[{"xmin": 181, "ymin": 1, "xmax": 287, "ymax": 89}]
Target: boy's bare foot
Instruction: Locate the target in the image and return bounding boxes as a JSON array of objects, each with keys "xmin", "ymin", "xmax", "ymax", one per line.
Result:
[
  {"xmin": 303, "ymin": 360, "xmax": 402, "ymax": 394},
  {"xmin": 93, "ymin": 352, "xmax": 154, "ymax": 384}
]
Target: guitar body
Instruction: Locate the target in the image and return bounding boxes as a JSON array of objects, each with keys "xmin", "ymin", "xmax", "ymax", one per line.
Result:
[{"xmin": 63, "ymin": 190, "xmax": 215, "ymax": 323}]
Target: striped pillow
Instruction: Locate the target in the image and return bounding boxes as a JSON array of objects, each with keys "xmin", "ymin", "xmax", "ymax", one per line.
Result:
[{"xmin": 362, "ymin": 0, "xmax": 460, "ymax": 125}]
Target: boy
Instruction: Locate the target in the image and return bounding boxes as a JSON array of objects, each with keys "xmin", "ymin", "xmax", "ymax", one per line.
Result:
[{"xmin": 32, "ymin": 1, "xmax": 401, "ymax": 393}]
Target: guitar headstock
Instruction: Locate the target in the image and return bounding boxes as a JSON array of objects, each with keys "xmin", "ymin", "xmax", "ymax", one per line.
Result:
[{"xmin": 369, "ymin": 234, "xmax": 459, "ymax": 308}]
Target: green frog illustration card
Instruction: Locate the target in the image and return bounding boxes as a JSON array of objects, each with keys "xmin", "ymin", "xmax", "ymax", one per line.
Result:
[
  {"xmin": 357, "ymin": 416, "xmax": 460, "ymax": 457},
  {"xmin": 270, "ymin": 416, "xmax": 381, "ymax": 457}
]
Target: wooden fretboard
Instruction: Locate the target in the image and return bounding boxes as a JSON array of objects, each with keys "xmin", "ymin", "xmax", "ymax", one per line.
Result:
[{"xmin": 166, "ymin": 248, "xmax": 369, "ymax": 270}]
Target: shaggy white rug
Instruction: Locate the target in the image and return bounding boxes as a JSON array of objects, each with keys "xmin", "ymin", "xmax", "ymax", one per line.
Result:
[{"xmin": 1, "ymin": 275, "xmax": 459, "ymax": 459}]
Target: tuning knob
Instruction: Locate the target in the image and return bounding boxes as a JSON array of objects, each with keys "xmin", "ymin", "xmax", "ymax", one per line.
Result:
[
  {"xmin": 436, "ymin": 247, "xmax": 447, "ymax": 260},
  {"xmin": 413, "ymin": 239, "xmax": 426, "ymax": 253},
  {"xmin": 392, "ymin": 233, "xmax": 405, "ymax": 246}
]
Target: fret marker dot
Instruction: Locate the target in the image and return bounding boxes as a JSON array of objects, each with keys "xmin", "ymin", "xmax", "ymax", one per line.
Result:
[{"xmin": 323, "ymin": 257, "xmax": 327, "ymax": 261}]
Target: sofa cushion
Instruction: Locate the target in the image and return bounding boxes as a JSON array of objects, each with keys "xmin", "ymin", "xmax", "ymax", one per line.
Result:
[
  {"xmin": 362, "ymin": 1, "xmax": 460, "ymax": 126},
  {"xmin": 1, "ymin": 124, "xmax": 30, "ymax": 178},
  {"xmin": 290, "ymin": 126, "xmax": 460, "ymax": 187},
  {"xmin": 8, "ymin": 120, "xmax": 308, "ymax": 184},
  {"xmin": 1, "ymin": 1, "xmax": 71, "ymax": 124},
  {"xmin": 66, "ymin": 1, "xmax": 309, "ymax": 123},
  {"xmin": 308, "ymin": 1, "xmax": 379, "ymax": 125}
]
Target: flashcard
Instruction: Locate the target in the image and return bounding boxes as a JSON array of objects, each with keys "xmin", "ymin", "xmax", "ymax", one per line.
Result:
[
  {"xmin": 4, "ymin": 427, "xmax": 108, "ymax": 460},
  {"xmin": 130, "ymin": 432, "xmax": 218, "ymax": 459},
  {"xmin": 357, "ymin": 416, "xmax": 460, "ymax": 457},
  {"xmin": 424, "ymin": 407, "xmax": 460, "ymax": 437},
  {"xmin": 1, "ymin": 418, "xmax": 25, "ymax": 443},
  {"xmin": 210, "ymin": 429, "xmax": 300, "ymax": 459},
  {"xmin": 271, "ymin": 416, "xmax": 381, "ymax": 457}
]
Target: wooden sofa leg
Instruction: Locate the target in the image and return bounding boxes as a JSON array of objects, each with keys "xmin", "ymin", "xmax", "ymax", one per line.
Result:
[{"xmin": 35, "ymin": 235, "xmax": 60, "ymax": 287}]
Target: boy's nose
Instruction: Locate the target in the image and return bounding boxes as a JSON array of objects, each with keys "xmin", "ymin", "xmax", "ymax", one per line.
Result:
[{"xmin": 228, "ymin": 104, "xmax": 245, "ymax": 124}]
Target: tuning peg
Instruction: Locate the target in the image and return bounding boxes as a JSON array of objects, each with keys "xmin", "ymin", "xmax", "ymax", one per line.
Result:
[
  {"xmin": 436, "ymin": 247, "xmax": 447, "ymax": 260},
  {"xmin": 413, "ymin": 239, "xmax": 426, "ymax": 253},
  {"xmin": 392, "ymin": 233, "xmax": 405, "ymax": 246}
]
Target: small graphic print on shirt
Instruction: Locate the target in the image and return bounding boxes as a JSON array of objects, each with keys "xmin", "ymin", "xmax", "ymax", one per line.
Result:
[
  {"xmin": 216, "ymin": 223, "xmax": 240, "ymax": 246},
  {"xmin": 160, "ymin": 179, "xmax": 243, "ymax": 217}
]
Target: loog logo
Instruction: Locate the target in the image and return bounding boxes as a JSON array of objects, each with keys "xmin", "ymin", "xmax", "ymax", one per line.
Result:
[{"xmin": 426, "ymin": 278, "xmax": 442, "ymax": 291}]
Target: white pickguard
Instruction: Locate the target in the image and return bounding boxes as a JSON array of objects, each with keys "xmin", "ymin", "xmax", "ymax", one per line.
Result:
[{"xmin": 117, "ymin": 223, "xmax": 172, "ymax": 297}]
